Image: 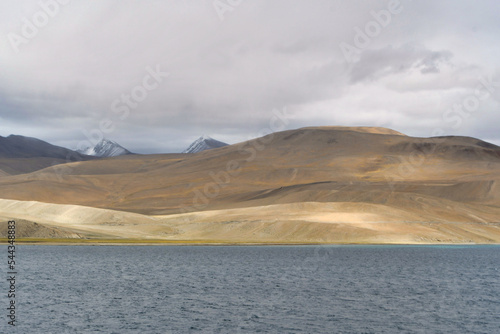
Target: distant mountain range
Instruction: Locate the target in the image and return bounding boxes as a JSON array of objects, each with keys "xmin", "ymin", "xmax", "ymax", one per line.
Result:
[
  {"xmin": 183, "ymin": 135, "xmax": 228, "ymax": 153},
  {"xmin": 77, "ymin": 139, "xmax": 132, "ymax": 157},
  {"xmin": 2, "ymin": 126, "xmax": 500, "ymax": 244},
  {"xmin": 0, "ymin": 133, "xmax": 228, "ymax": 162}
]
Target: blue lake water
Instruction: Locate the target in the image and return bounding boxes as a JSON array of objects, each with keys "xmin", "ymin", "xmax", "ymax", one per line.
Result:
[{"xmin": 4, "ymin": 245, "xmax": 500, "ymax": 333}]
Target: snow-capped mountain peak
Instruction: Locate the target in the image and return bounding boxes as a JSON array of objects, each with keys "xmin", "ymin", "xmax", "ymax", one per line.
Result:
[
  {"xmin": 77, "ymin": 139, "xmax": 132, "ymax": 157},
  {"xmin": 183, "ymin": 135, "xmax": 228, "ymax": 154}
]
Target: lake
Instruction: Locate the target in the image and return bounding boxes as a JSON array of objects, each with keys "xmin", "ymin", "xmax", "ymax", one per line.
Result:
[{"xmin": 5, "ymin": 245, "xmax": 500, "ymax": 333}]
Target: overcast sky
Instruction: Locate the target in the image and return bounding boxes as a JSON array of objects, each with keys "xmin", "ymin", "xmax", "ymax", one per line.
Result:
[{"xmin": 1, "ymin": 0, "xmax": 499, "ymax": 153}]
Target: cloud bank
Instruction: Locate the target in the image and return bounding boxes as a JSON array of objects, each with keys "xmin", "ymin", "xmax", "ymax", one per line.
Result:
[{"xmin": 1, "ymin": 0, "xmax": 499, "ymax": 153}]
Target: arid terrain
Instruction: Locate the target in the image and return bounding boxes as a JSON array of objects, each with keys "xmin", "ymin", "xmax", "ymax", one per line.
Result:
[{"xmin": 1, "ymin": 126, "xmax": 500, "ymax": 244}]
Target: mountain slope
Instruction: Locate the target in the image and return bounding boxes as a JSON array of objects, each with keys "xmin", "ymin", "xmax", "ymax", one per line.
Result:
[
  {"xmin": 1, "ymin": 126, "xmax": 500, "ymax": 244},
  {"xmin": 2, "ymin": 199, "xmax": 500, "ymax": 243},
  {"xmin": 183, "ymin": 135, "xmax": 228, "ymax": 153},
  {"xmin": 1, "ymin": 126, "xmax": 499, "ymax": 211},
  {"xmin": 77, "ymin": 138, "xmax": 132, "ymax": 157},
  {"xmin": 0, "ymin": 135, "xmax": 95, "ymax": 175},
  {"xmin": 0, "ymin": 135, "xmax": 90, "ymax": 160}
]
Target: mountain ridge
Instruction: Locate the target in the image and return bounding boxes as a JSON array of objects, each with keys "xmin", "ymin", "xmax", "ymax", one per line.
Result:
[
  {"xmin": 77, "ymin": 138, "xmax": 132, "ymax": 157},
  {"xmin": 183, "ymin": 135, "xmax": 228, "ymax": 153},
  {"xmin": 0, "ymin": 134, "xmax": 91, "ymax": 160}
]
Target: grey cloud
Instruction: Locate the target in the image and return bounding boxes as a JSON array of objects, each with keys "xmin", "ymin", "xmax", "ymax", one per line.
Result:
[
  {"xmin": 0, "ymin": 0, "xmax": 499, "ymax": 152},
  {"xmin": 349, "ymin": 45, "xmax": 453, "ymax": 83},
  {"xmin": 417, "ymin": 50, "xmax": 453, "ymax": 74}
]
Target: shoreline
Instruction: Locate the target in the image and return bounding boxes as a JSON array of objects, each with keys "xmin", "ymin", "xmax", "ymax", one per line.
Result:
[{"xmin": 1, "ymin": 238, "xmax": 499, "ymax": 246}]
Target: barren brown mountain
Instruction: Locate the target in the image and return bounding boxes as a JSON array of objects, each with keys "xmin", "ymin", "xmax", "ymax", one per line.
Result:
[{"xmin": 1, "ymin": 126, "xmax": 500, "ymax": 243}]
